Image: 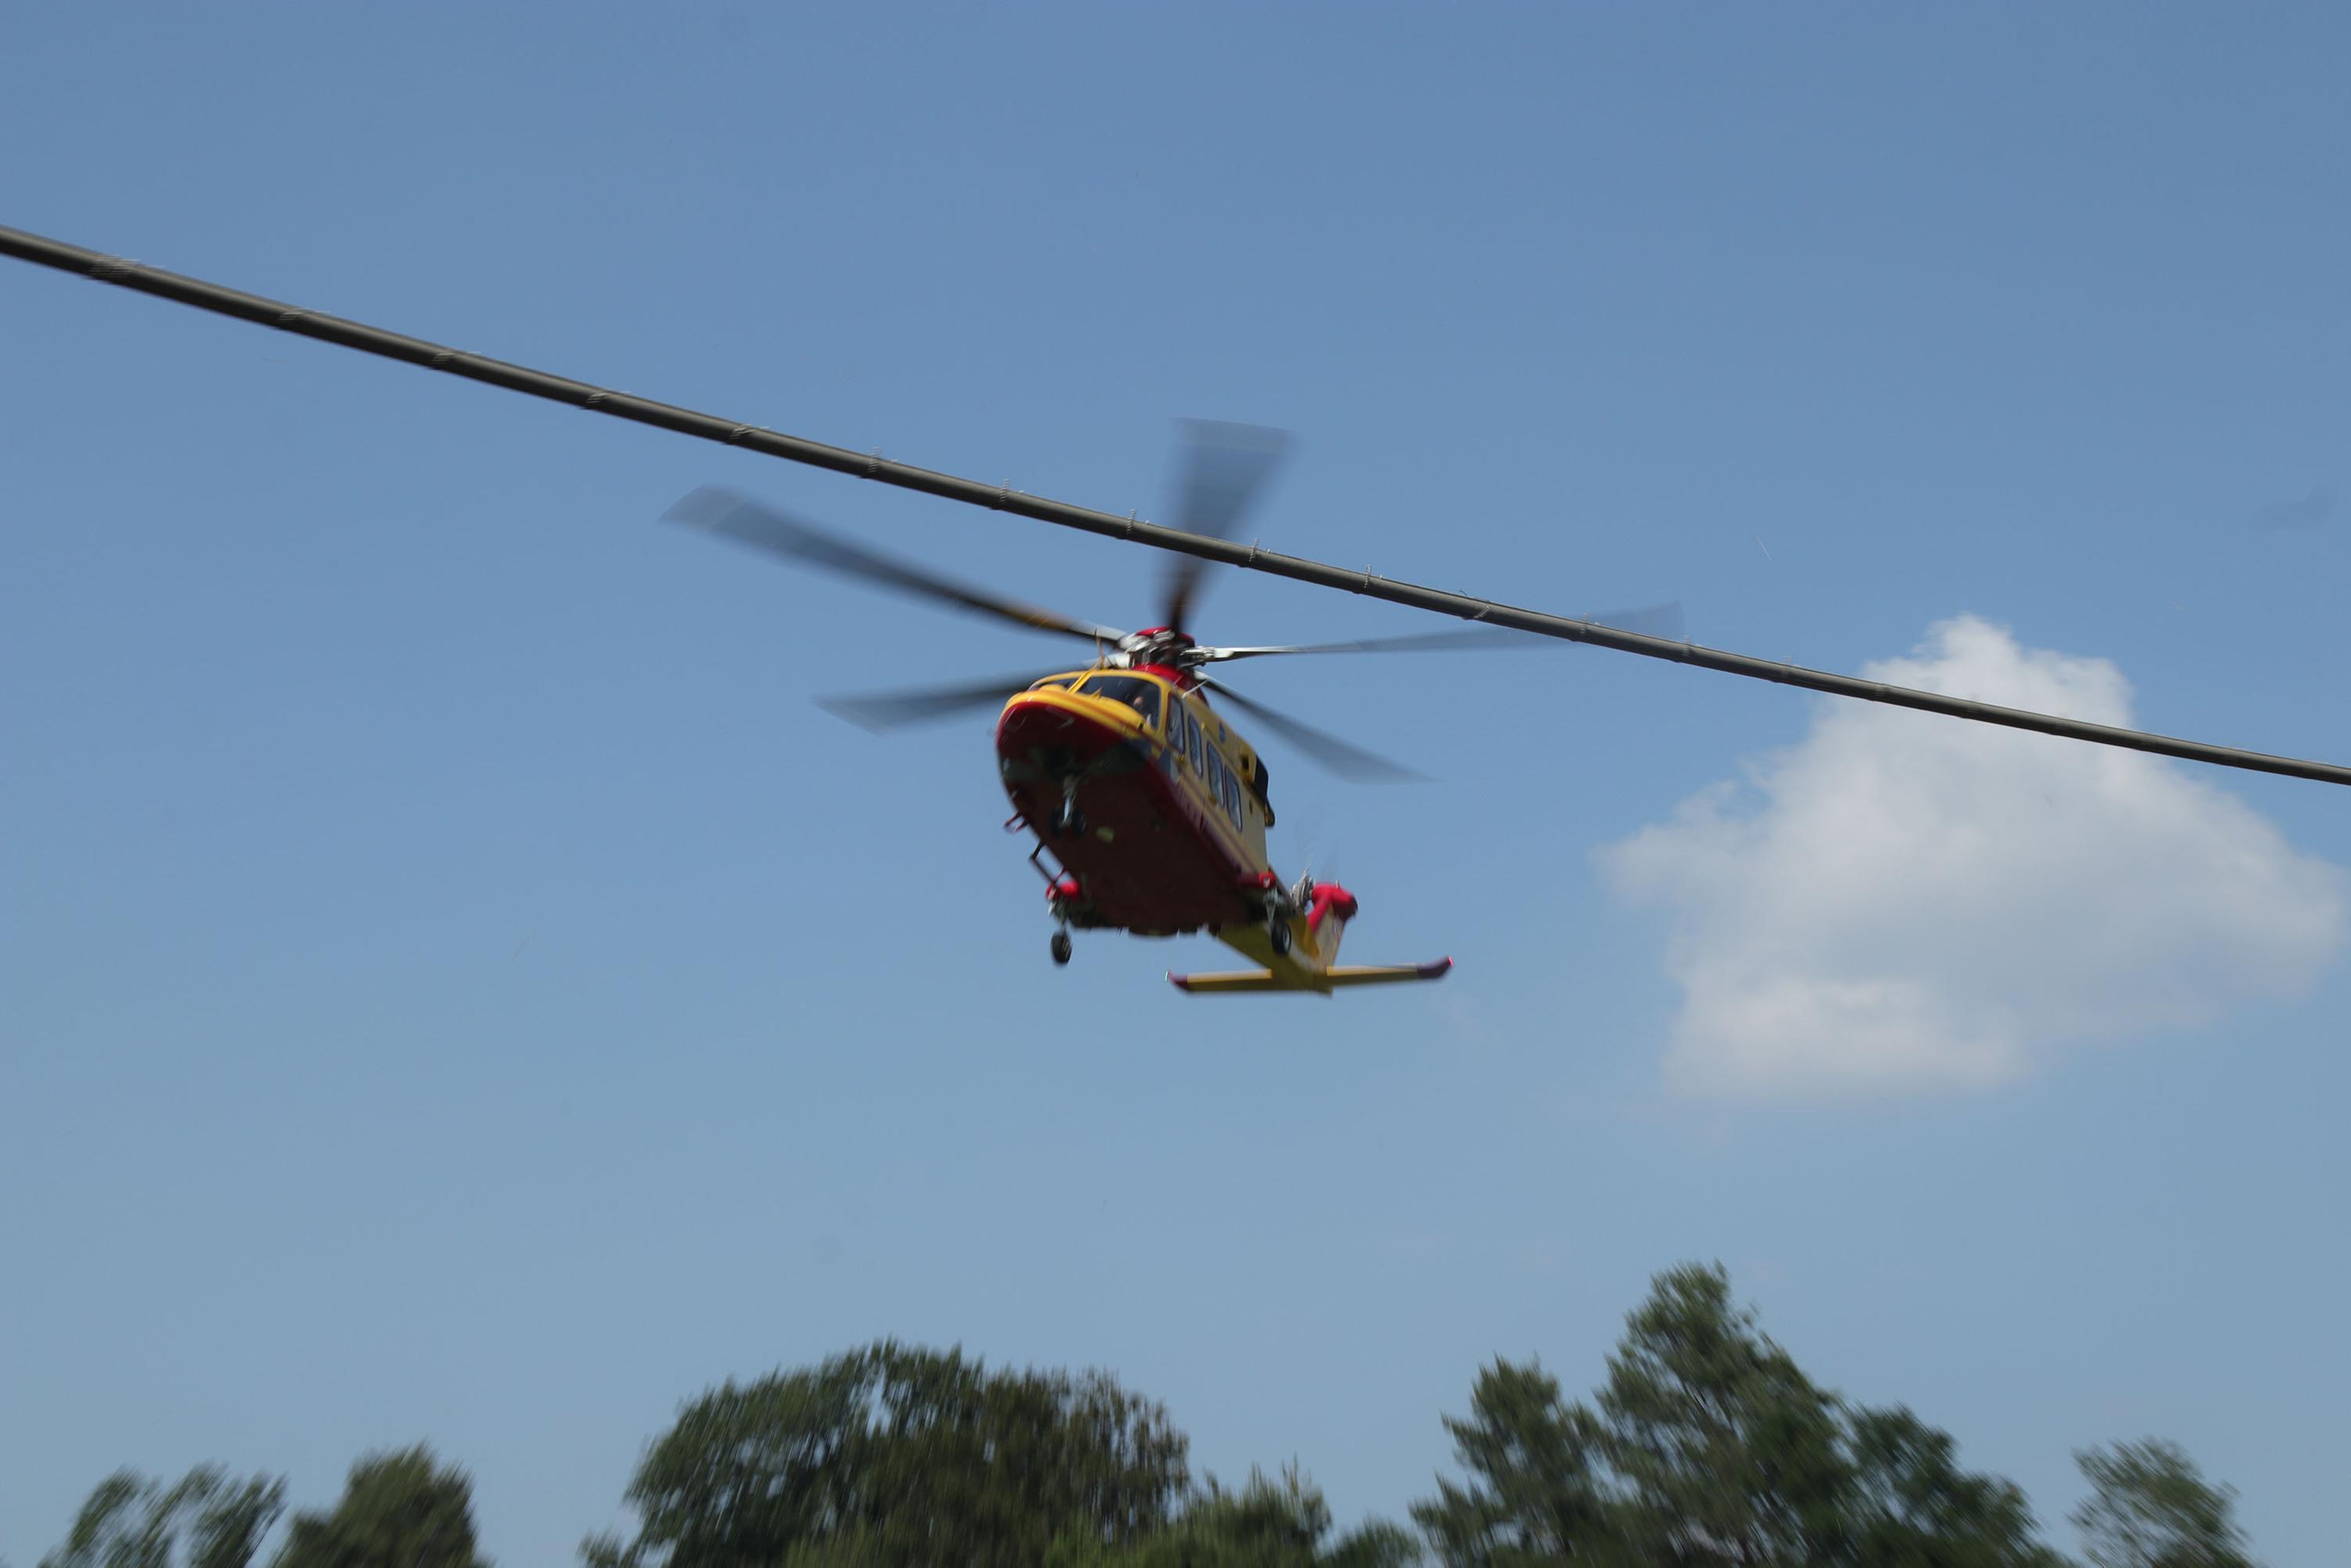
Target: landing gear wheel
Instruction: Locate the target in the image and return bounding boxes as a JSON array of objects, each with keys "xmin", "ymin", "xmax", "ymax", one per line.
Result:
[
  {"xmin": 1050, "ymin": 930, "xmax": 1074, "ymax": 966},
  {"xmin": 1268, "ymin": 919, "xmax": 1292, "ymax": 958}
]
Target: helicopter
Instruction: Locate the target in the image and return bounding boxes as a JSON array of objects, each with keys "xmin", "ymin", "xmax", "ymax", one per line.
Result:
[{"xmin": 665, "ymin": 422, "xmax": 1681, "ymax": 994}]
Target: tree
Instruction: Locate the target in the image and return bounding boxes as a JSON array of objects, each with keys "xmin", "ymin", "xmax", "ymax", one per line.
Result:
[
  {"xmin": 587, "ymin": 1341, "xmax": 1189, "ymax": 1568},
  {"xmin": 42, "ymin": 1467, "xmax": 285, "ymax": 1568},
  {"xmin": 2070, "ymin": 1440, "xmax": 2256, "ymax": 1568},
  {"xmin": 1417, "ymin": 1265, "xmax": 2067, "ymax": 1568},
  {"xmin": 1049, "ymin": 1467, "xmax": 1421, "ymax": 1568},
  {"xmin": 1845, "ymin": 1407, "xmax": 2066, "ymax": 1568},
  {"xmin": 1596, "ymin": 1264, "xmax": 1849, "ymax": 1565},
  {"xmin": 272, "ymin": 1446, "xmax": 489, "ymax": 1568},
  {"xmin": 1410, "ymin": 1361, "xmax": 1617, "ymax": 1565}
]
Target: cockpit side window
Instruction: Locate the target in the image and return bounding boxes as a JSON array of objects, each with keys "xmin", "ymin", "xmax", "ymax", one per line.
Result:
[
  {"xmin": 1248, "ymin": 755, "xmax": 1270, "ymax": 802},
  {"xmin": 1247, "ymin": 753, "xmax": 1274, "ymax": 824}
]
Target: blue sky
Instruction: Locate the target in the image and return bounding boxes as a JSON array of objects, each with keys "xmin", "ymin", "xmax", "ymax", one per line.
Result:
[{"xmin": 4, "ymin": 5, "xmax": 2346, "ymax": 1563}]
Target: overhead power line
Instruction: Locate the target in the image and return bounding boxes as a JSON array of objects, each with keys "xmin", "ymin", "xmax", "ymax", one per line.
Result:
[{"xmin": 5, "ymin": 221, "xmax": 2346, "ymax": 790}]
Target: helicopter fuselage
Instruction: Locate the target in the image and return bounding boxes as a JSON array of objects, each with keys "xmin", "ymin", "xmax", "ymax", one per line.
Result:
[
  {"xmin": 998, "ymin": 668, "xmax": 1273, "ymax": 936},
  {"xmin": 997, "ymin": 667, "xmax": 1451, "ymax": 994}
]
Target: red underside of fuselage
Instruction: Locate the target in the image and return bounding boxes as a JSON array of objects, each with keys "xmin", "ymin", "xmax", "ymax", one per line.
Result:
[{"xmin": 996, "ymin": 694, "xmax": 1258, "ymax": 936}]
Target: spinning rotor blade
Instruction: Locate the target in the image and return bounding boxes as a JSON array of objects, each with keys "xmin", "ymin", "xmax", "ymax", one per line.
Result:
[
  {"xmin": 1197, "ymin": 676, "xmax": 1425, "ymax": 783},
  {"xmin": 666, "ymin": 487, "xmax": 1124, "ymax": 645},
  {"xmin": 20, "ymin": 224, "xmax": 2351, "ymax": 791},
  {"xmin": 1197, "ymin": 603, "xmax": 1681, "ymax": 662},
  {"xmin": 1161, "ymin": 420, "xmax": 1291, "ymax": 634},
  {"xmin": 815, "ymin": 672, "xmax": 1060, "ymax": 733},
  {"xmin": 1574, "ymin": 601, "xmax": 1686, "ymax": 642},
  {"xmin": 1200, "ymin": 628, "xmax": 1545, "ymax": 661}
]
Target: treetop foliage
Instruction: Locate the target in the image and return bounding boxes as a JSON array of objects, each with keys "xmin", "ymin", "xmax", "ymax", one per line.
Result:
[
  {"xmin": 2070, "ymin": 1440, "xmax": 2259, "ymax": 1568},
  {"xmin": 38, "ymin": 1268, "xmax": 2266, "ymax": 1568},
  {"xmin": 1412, "ymin": 1263, "xmax": 2072, "ymax": 1566},
  {"xmin": 273, "ymin": 1447, "xmax": 490, "ymax": 1568},
  {"xmin": 585, "ymin": 1338, "xmax": 1190, "ymax": 1568},
  {"xmin": 1045, "ymin": 1465, "xmax": 1422, "ymax": 1568},
  {"xmin": 39, "ymin": 1465, "xmax": 284, "ymax": 1568},
  {"xmin": 35, "ymin": 1447, "xmax": 484, "ymax": 1568}
]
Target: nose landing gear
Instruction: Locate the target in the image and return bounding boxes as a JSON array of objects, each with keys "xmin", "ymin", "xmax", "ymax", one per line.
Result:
[{"xmin": 1042, "ymin": 868, "xmax": 1085, "ymax": 969}]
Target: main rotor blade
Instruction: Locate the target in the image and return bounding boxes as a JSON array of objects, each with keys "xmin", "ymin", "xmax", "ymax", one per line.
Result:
[
  {"xmin": 17, "ymin": 223, "xmax": 2349, "ymax": 789},
  {"xmin": 815, "ymin": 671, "xmax": 1061, "ymax": 733},
  {"xmin": 1161, "ymin": 420, "xmax": 1291, "ymax": 634},
  {"xmin": 1197, "ymin": 677, "xmax": 1425, "ymax": 783},
  {"xmin": 1199, "ymin": 603, "xmax": 1681, "ymax": 661},
  {"xmin": 1576, "ymin": 601, "xmax": 1686, "ymax": 642},
  {"xmin": 666, "ymin": 487, "xmax": 1125, "ymax": 646},
  {"xmin": 1200, "ymin": 628, "xmax": 1545, "ymax": 661}
]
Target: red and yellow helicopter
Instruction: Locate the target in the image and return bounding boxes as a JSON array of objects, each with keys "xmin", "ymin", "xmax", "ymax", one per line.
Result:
[{"xmin": 667, "ymin": 422, "xmax": 1678, "ymax": 994}]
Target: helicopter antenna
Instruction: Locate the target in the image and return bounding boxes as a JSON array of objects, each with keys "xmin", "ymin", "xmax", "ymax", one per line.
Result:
[{"xmin": 5, "ymin": 223, "xmax": 2346, "ymax": 790}]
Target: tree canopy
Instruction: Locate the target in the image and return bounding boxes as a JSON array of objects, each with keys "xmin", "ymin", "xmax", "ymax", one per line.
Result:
[
  {"xmin": 2070, "ymin": 1440, "xmax": 2259, "ymax": 1568},
  {"xmin": 37, "ymin": 1266, "xmax": 2269, "ymax": 1568},
  {"xmin": 1414, "ymin": 1263, "xmax": 2069, "ymax": 1567},
  {"xmin": 1046, "ymin": 1466, "xmax": 1422, "ymax": 1568},
  {"xmin": 584, "ymin": 1339, "xmax": 1190, "ymax": 1568},
  {"xmin": 39, "ymin": 1466, "xmax": 284, "ymax": 1568},
  {"xmin": 273, "ymin": 1447, "xmax": 490, "ymax": 1568},
  {"xmin": 40, "ymin": 1447, "xmax": 485, "ymax": 1568}
]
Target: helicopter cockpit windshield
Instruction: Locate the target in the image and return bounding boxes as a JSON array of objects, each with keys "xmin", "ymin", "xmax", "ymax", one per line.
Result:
[{"xmin": 1075, "ymin": 674, "xmax": 1162, "ymax": 727}]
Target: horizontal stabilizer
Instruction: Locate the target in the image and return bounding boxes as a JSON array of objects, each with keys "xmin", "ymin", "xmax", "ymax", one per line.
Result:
[
  {"xmin": 1168, "ymin": 958, "xmax": 1452, "ymax": 996},
  {"xmin": 1324, "ymin": 958, "xmax": 1454, "ymax": 987},
  {"xmin": 1166, "ymin": 968, "xmax": 1288, "ymax": 994}
]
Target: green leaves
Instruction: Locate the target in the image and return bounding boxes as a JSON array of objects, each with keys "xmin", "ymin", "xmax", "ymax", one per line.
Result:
[
  {"xmin": 1600, "ymin": 1264, "xmax": 1849, "ymax": 1565},
  {"xmin": 32, "ymin": 1277, "xmax": 2266, "ymax": 1568},
  {"xmin": 596, "ymin": 1341, "xmax": 1190, "ymax": 1568},
  {"xmin": 1846, "ymin": 1407, "xmax": 2067, "ymax": 1568},
  {"xmin": 273, "ymin": 1446, "xmax": 490, "ymax": 1568},
  {"xmin": 1416, "ymin": 1264, "xmax": 2068, "ymax": 1568},
  {"xmin": 594, "ymin": 1348, "xmax": 1415, "ymax": 1568},
  {"xmin": 2071, "ymin": 1441, "xmax": 2258, "ymax": 1568},
  {"xmin": 41, "ymin": 1467, "xmax": 285, "ymax": 1568},
  {"xmin": 1049, "ymin": 1466, "xmax": 1422, "ymax": 1568},
  {"xmin": 1411, "ymin": 1362, "xmax": 1614, "ymax": 1566}
]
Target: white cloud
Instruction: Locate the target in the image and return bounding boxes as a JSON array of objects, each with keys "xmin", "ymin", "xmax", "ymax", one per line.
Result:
[{"xmin": 1600, "ymin": 616, "xmax": 2346, "ymax": 1099}]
